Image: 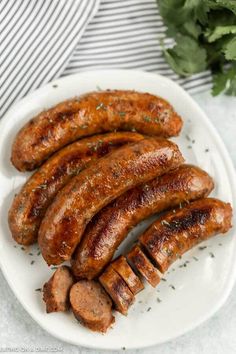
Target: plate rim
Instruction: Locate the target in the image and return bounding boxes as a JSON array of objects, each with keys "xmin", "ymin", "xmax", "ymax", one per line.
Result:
[{"xmin": 0, "ymin": 69, "xmax": 236, "ymax": 350}]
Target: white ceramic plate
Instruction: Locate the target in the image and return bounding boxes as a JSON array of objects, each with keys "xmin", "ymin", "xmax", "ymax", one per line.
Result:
[{"xmin": 0, "ymin": 70, "xmax": 235, "ymax": 350}]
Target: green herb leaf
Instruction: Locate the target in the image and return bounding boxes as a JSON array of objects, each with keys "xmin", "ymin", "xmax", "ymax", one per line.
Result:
[
  {"xmin": 206, "ymin": 0, "xmax": 236, "ymax": 15},
  {"xmin": 212, "ymin": 64, "xmax": 236, "ymax": 95},
  {"xmin": 223, "ymin": 37, "xmax": 236, "ymax": 60},
  {"xmin": 205, "ymin": 25, "xmax": 236, "ymax": 43},
  {"xmin": 212, "ymin": 70, "xmax": 229, "ymax": 95},
  {"xmin": 162, "ymin": 35, "xmax": 207, "ymax": 76},
  {"xmin": 226, "ymin": 75, "xmax": 236, "ymax": 95},
  {"xmin": 158, "ymin": 0, "xmax": 236, "ymax": 95}
]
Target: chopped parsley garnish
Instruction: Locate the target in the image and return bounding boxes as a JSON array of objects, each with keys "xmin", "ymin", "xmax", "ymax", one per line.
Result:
[
  {"xmin": 96, "ymin": 102, "xmax": 107, "ymax": 111},
  {"xmin": 143, "ymin": 116, "xmax": 152, "ymax": 122},
  {"xmin": 185, "ymin": 134, "xmax": 191, "ymax": 141},
  {"xmin": 199, "ymin": 246, "xmax": 207, "ymax": 250},
  {"xmin": 80, "ymin": 124, "xmax": 88, "ymax": 129},
  {"xmin": 161, "ymin": 220, "xmax": 170, "ymax": 226}
]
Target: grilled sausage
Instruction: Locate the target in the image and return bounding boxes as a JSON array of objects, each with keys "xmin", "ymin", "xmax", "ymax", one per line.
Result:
[
  {"xmin": 70, "ymin": 280, "xmax": 115, "ymax": 332},
  {"xmin": 99, "ymin": 267, "xmax": 134, "ymax": 315},
  {"xmin": 140, "ymin": 198, "xmax": 232, "ymax": 273},
  {"xmin": 71, "ymin": 164, "xmax": 214, "ymax": 279},
  {"xmin": 127, "ymin": 245, "xmax": 161, "ymax": 287},
  {"xmin": 8, "ymin": 132, "xmax": 144, "ymax": 246},
  {"xmin": 110, "ymin": 256, "xmax": 144, "ymax": 295},
  {"xmin": 72, "ymin": 198, "xmax": 232, "ymax": 327},
  {"xmin": 43, "ymin": 266, "xmax": 74, "ymax": 313},
  {"xmin": 11, "ymin": 90, "xmax": 183, "ymax": 171},
  {"xmin": 39, "ymin": 138, "xmax": 184, "ymax": 265}
]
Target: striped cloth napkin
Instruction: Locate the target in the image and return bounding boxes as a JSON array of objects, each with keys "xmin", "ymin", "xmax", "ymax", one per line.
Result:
[{"xmin": 1, "ymin": 0, "xmax": 212, "ymax": 118}]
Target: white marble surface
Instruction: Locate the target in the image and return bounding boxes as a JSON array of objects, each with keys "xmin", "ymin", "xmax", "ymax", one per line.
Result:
[{"xmin": 0, "ymin": 91, "xmax": 235, "ymax": 353}]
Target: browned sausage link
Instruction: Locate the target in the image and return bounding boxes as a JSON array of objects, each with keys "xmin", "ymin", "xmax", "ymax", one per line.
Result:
[
  {"xmin": 140, "ymin": 198, "xmax": 232, "ymax": 273},
  {"xmin": 99, "ymin": 267, "xmax": 134, "ymax": 315},
  {"xmin": 8, "ymin": 132, "xmax": 144, "ymax": 246},
  {"xmin": 43, "ymin": 266, "xmax": 74, "ymax": 313},
  {"xmin": 71, "ymin": 164, "xmax": 214, "ymax": 279},
  {"xmin": 11, "ymin": 90, "xmax": 183, "ymax": 171},
  {"xmin": 110, "ymin": 256, "xmax": 144, "ymax": 295},
  {"xmin": 70, "ymin": 280, "xmax": 115, "ymax": 333},
  {"xmin": 39, "ymin": 138, "xmax": 184, "ymax": 265}
]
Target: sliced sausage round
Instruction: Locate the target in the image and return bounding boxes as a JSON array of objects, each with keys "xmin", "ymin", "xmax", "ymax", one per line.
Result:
[
  {"xmin": 70, "ymin": 280, "xmax": 115, "ymax": 333},
  {"xmin": 43, "ymin": 266, "xmax": 74, "ymax": 313}
]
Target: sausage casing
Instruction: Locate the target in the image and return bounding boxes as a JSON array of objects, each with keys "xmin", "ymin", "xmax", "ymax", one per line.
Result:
[
  {"xmin": 99, "ymin": 267, "xmax": 134, "ymax": 315},
  {"xmin": 11, "ymin": 90, "xmax": 183, "ymax": 171},
  {"xmin": 71, "ymin": 164, "xmax": 214, "ymax": 279},
  {"xmin": 127, "ymin": 245, "xmax": 161, "ymax": 287},
  {"xmin": 8, "ymin": 132, "xmax": 144, "ymax": 245},
  {"xmin": 110, "ymin": 256, "xmax": 144, "ymax": 295},
  {"xmin": 140, "ymin": 198, "xmax": 232, "ymax": 273},
  {"xmin": 38, "ymin": 138, "xmax": 184, "ymax": 265}
]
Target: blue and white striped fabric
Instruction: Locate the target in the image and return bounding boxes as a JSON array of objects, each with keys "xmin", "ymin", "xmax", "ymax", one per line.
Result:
[{"xmin": 0, "ymin": 0, "xmax": 212, "ymax": 118}]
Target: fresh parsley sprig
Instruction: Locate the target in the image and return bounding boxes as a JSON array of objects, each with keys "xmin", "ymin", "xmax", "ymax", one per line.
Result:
[{"xmin": 158, "ymin": 0, "xmax": 236, "ymax": 95}]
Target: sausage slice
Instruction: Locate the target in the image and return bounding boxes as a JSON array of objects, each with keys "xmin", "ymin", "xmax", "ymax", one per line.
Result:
[
  {"xmin": 127, "ymin": 245, "xmax": 161, "ymax": 287},
  {"xmin": 140, "ymin": 198, "xmax": 233, "ymax": 273},
  {"xmin": 70, "ymin": 280, "xmax": 115, "ymax": 333},
  {"xmin": 110, "ymin": 256, "xmax": 144, "ymax": 295},
  {"xmin": 99, "ymin": 267, "xmax": 134, "ymax": 315},
  {"xmin": 43, "ymin": 266, "xmax": 74, "ymax": 313}
]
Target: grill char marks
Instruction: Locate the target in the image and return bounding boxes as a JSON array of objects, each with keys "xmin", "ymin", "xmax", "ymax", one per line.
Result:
[
  {"xmin": 110, "ymin": 256, "xmax": 144, "ymax": 295},
  {"xmin": 127, "ymin": 245, "xmax": 161, "ymax": 287},
  {"xmin": 140, "ymin": 198, "xmax": 233, "ymax": 273},
  {"xmin": 11, "ymin": 90, "xmax": 183, "ymax": 171},
  {"xmin": 71, "ymin": 164, "xmax": 214, "ymax": 279},
  {"xmin": 39, "ymin": 138, "xmax": 184, "ymax": 265},
  {"xmin": 99, "ymin": 267, "xmax": 134, "ymax": 315},
  {"xmin": 8, "ymin": 132, "xmax": 144, "ymax": 246}
]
